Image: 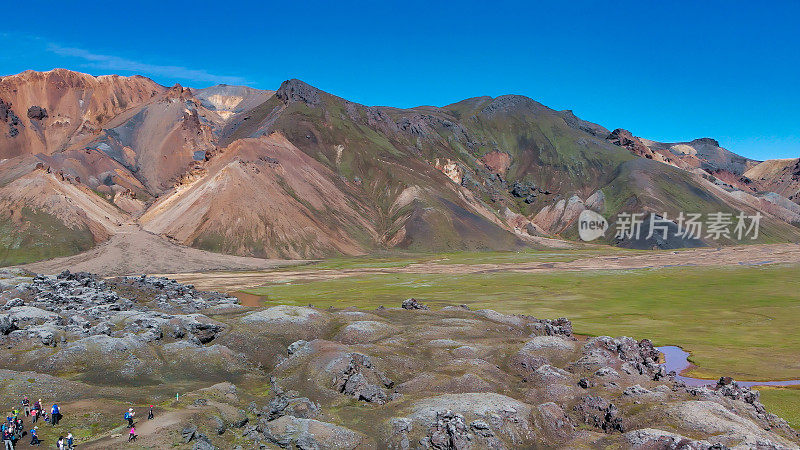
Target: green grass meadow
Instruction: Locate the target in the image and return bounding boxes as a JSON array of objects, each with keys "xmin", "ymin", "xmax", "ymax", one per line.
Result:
[
  {"xmin": 243, "ymin": 261, "xmax": 800, "ymax": 424},
  {"xmin": 246, "ymin": 263, "xmax": 800, "ymax": 380}
]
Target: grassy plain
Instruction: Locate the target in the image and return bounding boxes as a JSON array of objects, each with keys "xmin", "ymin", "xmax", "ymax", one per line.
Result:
[
  {"xmin": 277, "ymin": 247, "xmax": 626, "ymax": 271},
  {"xmin": 760, "ymin": 386, "xmax": 800, "ymax": 428},
  {"xmin": 246, "ymin": 262, "xmax": 800, "ymax": 379},
  {"xmin": 241, "ymin": 257, "xmax": 800, "ymax": 423}
]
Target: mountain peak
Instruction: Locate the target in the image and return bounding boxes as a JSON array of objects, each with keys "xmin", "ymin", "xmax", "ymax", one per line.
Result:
[
  {"xmin": 275, "ymin": 79, "xmax": 322, "ymax": 106},
  {"xmin": 691, "ymin": 137, "xmax": 721, "ymax": 147},
  {"xmin": 478, "ymin": 94, "xmax": 549, "ymax": 117}
]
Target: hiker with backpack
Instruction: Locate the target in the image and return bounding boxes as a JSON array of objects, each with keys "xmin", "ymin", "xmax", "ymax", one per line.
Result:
[
  {"xmin": 50, "ymin": 404, "xmax": 61, "ymax": 426},
  {"xmin": 31, "ymin": 399, "xmax": 41, "ymax": 424},
  {"xmin": 12, "ymin": 419, "xmax": 22, "ymax": 440},
  {"xmin": 128, "ymin": 426, "xmax": 136, "ymax": 442},
  {"xmin": 124, "ymin": 408, "xmax": 135, "ymax": 428}
]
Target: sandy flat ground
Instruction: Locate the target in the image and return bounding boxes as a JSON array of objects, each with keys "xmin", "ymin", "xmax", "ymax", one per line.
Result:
[
  {"xmin": 162, "ymin": 243, "xmax": 800, "ymax": 292},
  {"xmin": 19, "ymin": 223, "xmax": 303, "ymax": 276}
]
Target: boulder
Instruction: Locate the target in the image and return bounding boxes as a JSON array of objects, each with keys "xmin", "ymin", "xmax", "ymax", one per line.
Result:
[
  {"xmin": 409, "ymin": 393, "xmax": 534, "ymax": 446},
  {"xmin": 0, "ymin": 314, "xmax": 16, "ymax": 335},
  {"xmin": 623, "ymin": 385, "xmax": 652, "ymax": 396},
  {"xmin": 3, "ymin": 298, "xmax": 24, "ymax": 309},
  {"xmin": 387, "ymin": 417, "xmax": 413, "ymax": 449},
  {"xmin": 595, "ymin": 367, "xmax": 620, "ymax": 378},
  {"xmin": 26, "ymin": 105, "xmax": 48, "ymax": 120},
  {"xmin": 328, "ymin": 352, "xmax": 393, "ymax": 404},
  {"xmin": 534, "ymin": 364, "xmax": 571, "ymax": 381},
  {"xmin": 266, "ymin": 394, "xmax": 320, "ymax": 421},
  {"xmin": 401, "ymin": 298, "xmax": 430, "ymax": 310},
  {"xmin": 182, "ymin": 424, "xmax": 198, "ymax": 443},
  {"xmin": 421, "ymin": 410, "xmax": 473, "ymax": 449},
  {"xmin": 7, "ymin": 306, "xmax": 58, "ymax": 325},
  {"xmin": 192, "ymin": 434, "xmax": 216, "ymax": 450},
  {"xmin": 574, "ymin": 395, "xmax": 625, "ymax": 433},
  {"xmin": 260, "ymin": 416, "xmax": 366, "ymax": 449},
  {"xmin": 287, "ymin": 340, "xmax": 310, "ymax": 356},
  {"xmin": 574, "ymin": 336, "xmax": 662, "ymax": 378},
  {"xmin": 624, "ymin": 428, "xmax": 714, "ymax": 449}
]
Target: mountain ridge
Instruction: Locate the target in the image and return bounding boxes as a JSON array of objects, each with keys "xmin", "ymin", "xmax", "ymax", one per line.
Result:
[{"xmin": 1, "ymin": 69, "xmax": 798, "ymax": 265}]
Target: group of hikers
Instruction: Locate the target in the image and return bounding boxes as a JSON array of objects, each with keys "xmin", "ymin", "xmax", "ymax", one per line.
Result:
[
  {"xmin": 124, "ymin": 405, "xmax": 155, "ymax": 443},
  {"xmin": 1, "ymin": 397, "xmax": 155, "ymax": 448},
  {"xmin": 1, "ymin": 396, "xmax": 71, "ymax": 449}
]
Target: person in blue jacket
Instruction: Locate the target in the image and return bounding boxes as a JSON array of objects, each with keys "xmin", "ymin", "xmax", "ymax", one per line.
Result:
[{"xmin": 50, "ymin": 404, "xmax": 60, "ymax": 426}]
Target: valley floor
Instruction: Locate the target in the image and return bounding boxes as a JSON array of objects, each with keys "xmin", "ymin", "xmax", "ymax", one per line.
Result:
[
  {"xmin": 9, "ymin": 241, "xmax": 800, "ymax": 432},
  {"xmin": 161, "ymin": 244, "xmax": 800, "ymax": 428},
  {"xmin": 164, "ymin": 242, "xmax": 800, "ymax": 291}
]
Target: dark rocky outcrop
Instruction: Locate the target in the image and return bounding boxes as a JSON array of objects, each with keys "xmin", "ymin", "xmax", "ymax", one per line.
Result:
[
  {"xmin": 265, "ymin": 393, "xmax": 319, "ymax": 421},
  {"xmin": 402, "ymin": 298, "xmax": 430, "ymax": 310},
  {"xmin": 117, "ymin": 274, "xmax": 239, "ymax": 313},
  {"xmin": 182, "ymin": 424, "xmax": 198, "ymax": 443},
  {"xmin": 26, "ymin": 105, "xmax": 48, "ymax": 120},
  {"xmin": 275, "ymin": 79, "xmax": 322, "ymax": 106},
  {"xmin": 606, "ymin": 128, "xmax": 656, "ymax": 159},
  {"xmin": 332, "ymin": 353, "xmax": 394, "ymax": 404},
  {"xmin": 0, "ymin": 314, "xmax": 16, "ymax": 335},
  {"xmin": 510, "ymin": 181, "xmax": 538, "ymax": 203},
  {"xmin": 422, "ymin": 410, "xmax": 471, "ymax": 449},
  {"xmin": 0, "ymin": 98, "xmax": 20, "ymax": 137},
  {"xmin": 574, "ymin": 395, "xmax": 625, "ymax": 433},
  {"xmin": 575, "ymin": 336, "xmax": 664, "ymax": 379},
  {"xmin": 531, "ymin": 317, "xmax": 573, "ymax": 337}
]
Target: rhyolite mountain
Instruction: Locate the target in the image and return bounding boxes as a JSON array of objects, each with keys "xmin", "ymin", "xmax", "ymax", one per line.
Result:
[{"xmin": 1, "ymin": 69, "xmax": 799, "ymax": 264}]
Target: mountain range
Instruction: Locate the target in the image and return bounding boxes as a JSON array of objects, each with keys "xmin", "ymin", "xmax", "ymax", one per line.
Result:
[{"xmin": 1, "ymin": 68, "xmax": 799, "ymax": 265}]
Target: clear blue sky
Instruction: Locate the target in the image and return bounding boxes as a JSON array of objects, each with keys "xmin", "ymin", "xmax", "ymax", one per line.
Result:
[{"xmin": 1, "ymin": 1, "xmax": 798, "ymax": 160}]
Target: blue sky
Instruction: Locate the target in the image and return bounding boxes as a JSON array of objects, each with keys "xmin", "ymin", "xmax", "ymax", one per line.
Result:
[{"xmin": 1, "ymin": 1, "xmax": 798, "ymax": 160}]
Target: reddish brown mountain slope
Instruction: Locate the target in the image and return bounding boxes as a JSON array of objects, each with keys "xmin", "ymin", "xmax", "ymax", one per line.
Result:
[
  {"xmin": 0, "ymin": 69, "xmax": 164, "ymax": 158},
  {"xmin": 139, "ymin": 133, "xmax": 379, "ymax": 258}
]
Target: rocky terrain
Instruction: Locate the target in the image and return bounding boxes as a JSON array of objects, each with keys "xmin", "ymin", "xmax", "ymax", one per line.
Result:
[
  {"xmin": 0, "ymin": 268, "xmax": 797, "ymax": 448},
  {"xmin": 3, "ymin": 69, "xmax": 800, "ymax": 267}
]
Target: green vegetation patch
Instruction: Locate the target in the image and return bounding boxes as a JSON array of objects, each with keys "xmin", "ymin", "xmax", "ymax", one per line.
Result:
[
  {"xmin": 280, "ymin": 247, "xmax": 628, "ymax": 271},
  {"xmin": 246, "ymin": 263, "xmax": 800, "ymax": 381},
  {"xmin": 0, "ymin": 208, "xmax": 95, "ymax": 266},
  {"xmin": 759, "ymin": 387, "xmax": 800, "ymax": 428}
]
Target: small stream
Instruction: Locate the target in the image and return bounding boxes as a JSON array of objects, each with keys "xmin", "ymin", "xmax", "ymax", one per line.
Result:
[{"xmin": 657, "ymin": 346, "xmax": 800, "ymax": 387}]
